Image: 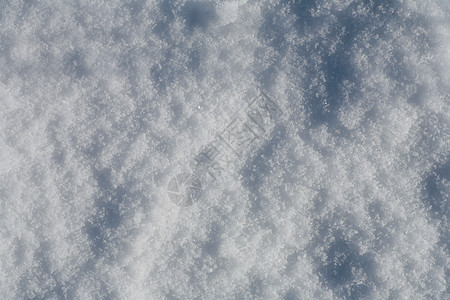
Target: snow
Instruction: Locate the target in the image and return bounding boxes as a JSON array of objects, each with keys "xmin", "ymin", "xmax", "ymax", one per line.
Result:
[{"xmin": 0, "ymin": 0, "xmax": 449, "ymax": 299}]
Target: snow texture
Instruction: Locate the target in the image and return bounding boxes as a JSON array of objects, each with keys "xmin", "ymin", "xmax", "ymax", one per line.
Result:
[{"xmin": 0, "ymin": 0, "xmax": 449, "ymax": 299}]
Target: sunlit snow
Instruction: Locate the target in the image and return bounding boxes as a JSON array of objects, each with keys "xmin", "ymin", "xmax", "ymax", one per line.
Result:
[{"xmin": 0, "ymin": 0, "xmax": 449, "ymax": 299}]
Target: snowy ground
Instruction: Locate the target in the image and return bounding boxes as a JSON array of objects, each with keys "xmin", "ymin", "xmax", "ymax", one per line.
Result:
[{"xmin": 0, "ymin": 0, "xmax": 449, "ymax": 299}]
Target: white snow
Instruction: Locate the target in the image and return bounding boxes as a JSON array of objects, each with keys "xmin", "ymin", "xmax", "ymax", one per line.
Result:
[{"xmin": 0, "ymin": 0, "xmax": 449, "ymax": 299}]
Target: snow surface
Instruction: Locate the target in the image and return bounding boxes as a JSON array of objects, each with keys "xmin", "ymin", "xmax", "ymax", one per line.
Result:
[{"xmin": 0, "ymin": 0, "xmax": 449, "ymax": 299}]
